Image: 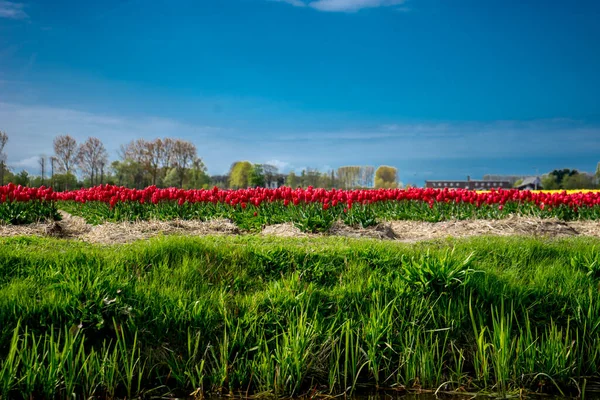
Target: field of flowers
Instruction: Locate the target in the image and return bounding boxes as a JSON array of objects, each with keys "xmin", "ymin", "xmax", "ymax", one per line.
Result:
[
  {"xmin": 0, "ymin": 184, "xmax": 60, "ymax": 224},
  {"xmin": 3, "ymin": 183, "xmax": 600, "ymax": 229},
  {"xmin": 2, "ymin": 183, "xmax": 600, "ymax": 397}
]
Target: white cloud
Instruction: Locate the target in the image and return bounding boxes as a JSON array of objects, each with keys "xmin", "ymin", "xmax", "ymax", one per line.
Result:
[
  {"xmin": 11, "ymin": 156, "xmax": 38, "ymax": 170},
  {"xmin": 272, "ymin": 0, "xmax": 407, "ymax": 12},
  {"xmin": 309, "ymin": 0, "xmax": 406, "ymax": 12},
  {"xmin": 270, "ymin": 0, "xmax": 306, "ymax": 7},
  {"xmin": 0, "ymin": 1, "xmax": 27, "ymax": 19},
  {"xmin": 264, "ymin": 159, "xmax": 292, "ymax": 172},
  {"xmin": 2, "ymin": 101, "xmax": 599, "ymax": 179},
  {"xmin": 0, "ymin": 102, "xmax": 223, "ymax": 174}
]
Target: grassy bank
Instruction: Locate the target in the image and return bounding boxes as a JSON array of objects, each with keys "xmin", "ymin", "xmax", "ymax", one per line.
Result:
[{"xmin": 0, "ymin": 235, "xmax": 600, "ymax": 398}]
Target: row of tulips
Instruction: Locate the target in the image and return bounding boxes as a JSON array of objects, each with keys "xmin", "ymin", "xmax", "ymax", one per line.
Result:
[
  {"xmin": 2, "ymin": 183, "xmax": 600, "ymax": 228},
  {"xmin": 53, "ymin": 184, "xmax": 600, "ymax": 209},
  {"xmin": 0, "ymin": 184, "xmax": 59, "ymax": 224}
]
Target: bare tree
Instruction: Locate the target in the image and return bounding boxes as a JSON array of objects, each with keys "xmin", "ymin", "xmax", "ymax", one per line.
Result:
[
  {"xmin": 39, "ymin": 155, "xmax": 47, "ymax": 186},
  {"xmin": 50, "ymin": 156, "xmax": 57, "ymax": 187},
  {"xmin": 77, "ymin": 137, "xmax": 108, "ymax": 186},
  {"xmin": 0, "ymin": 131, "xmax": 8, "ymax": 186},
  {"xmin": 337, "ymin": 166, "xmax": 361, "ymax": 189},
  {"xmin": 146, "ymin": 139, "xmax": 166, "ymax": 185},
  {"xmin": 53, "ymin": 135, "xmax": 78, "ymax": 175},
  {"xmin": 171, "ymin": 139, "xmax": 197, "ymax": 188},
  {"xmin": 160, "ymin": 137, "xmax": 174, "ymax": 171},
  {"xmin": 118, "ymin": 139, "xmax": 151, "ymax": 188},
  {"xmin": 120, "ymin": 139, "xmax": 148, "ymax": 164},
  {"xmin": 360, "ymin": 166, "xmax": 375, "ymax": 188}
]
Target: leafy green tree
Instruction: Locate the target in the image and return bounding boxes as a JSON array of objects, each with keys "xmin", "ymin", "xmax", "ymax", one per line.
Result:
[
  {"xmin": 249, "ymin": 164, "xmax": 265, "ymax": 187},
  {"xmin": 513, "ymin": 179, "xmax": 524, "ymax": 188},
  {"xmin": 299, "ymin": 168, "xmax": 321, "ymax": 187},
  {"xmin": 549, "ymin": 169, "xmax": 578, "ymax": 187},
  {"xmin": 162, "ymin": 168, "xmax": 180, "ymax": 188},
  {"xmin": 186, "ymin": 158, "xmax": 210, "ymax": 189},
  {"xmin": 541, "ymin": 174, "xmax": 560, "ymax": 190},
  {"xmin": 52, "ymin": 173, "xmax": 78, "ymax": 192},
  {"xmin": 286, "ymin": 170, "xmax": 298, "ymax": 187},
  {"xmin": 29, "ymin": 175, "xmax": 44, "ymax": 187},
  {"xmin": 374, "ymin": 166, "xmax": 398, "ymax": 189},
  {"xmin": 229, "ymin": 161, "xmax": 253, "ymax": 188},
  {"xmin": 318, "ymin": 170, "xmax": 336, "ymax": 189},
  {"xmin": 12, "ymin": 170, "xmax": 30, "ymax": 186},
  {"xmin": 111, "ymin": 160, "xmax": 149, "ymax": 188},
  {"xmin": 563, "ymin": 173, "xmax": 597, "ymax": 190}
]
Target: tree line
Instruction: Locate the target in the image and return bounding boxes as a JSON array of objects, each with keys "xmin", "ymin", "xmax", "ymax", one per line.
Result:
[
  {"xmin": 0, "ymin": 130, "xmax": 401, "ymax": 190},
  {"xmin": 4, "ymin": 129, "xmax": 600, "ymax": 191},
  {"xmin": 226, "ymin": 163, "xmax": 399, "ymax": 189},
  {"xmin": 539, "ymin": 169, "xmax": 600, "ymax": 190}
]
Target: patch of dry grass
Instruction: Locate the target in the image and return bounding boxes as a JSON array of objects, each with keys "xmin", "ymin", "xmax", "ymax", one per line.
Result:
[{"xmin": 1, "ymin": 211, "xmax": 599, "ymax": 244}]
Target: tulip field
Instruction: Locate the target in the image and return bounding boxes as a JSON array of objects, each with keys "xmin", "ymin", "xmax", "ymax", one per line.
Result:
[
  {"xmin": 3, "ymin": 182, "xmax": 600, "ymax": 398},
  {"xmin": 3, "ymin": 183, "xmax": 600, "ymax": 229}
]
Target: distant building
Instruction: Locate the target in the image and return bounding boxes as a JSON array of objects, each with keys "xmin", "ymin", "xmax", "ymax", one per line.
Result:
[
  {"xmin": 425, "ymin": 176, "xmax": 511, "ymax": 190},
  {"xmin": 483, "ymin": 175, "xmax": 526, "ymax": 186},
  {"xmin": 265, "ymin": 174, "xmax": 286, "ymax": 189},
  {"xmin": 516, "ymin": 176, "xmax": 541, "ymax": 191}
]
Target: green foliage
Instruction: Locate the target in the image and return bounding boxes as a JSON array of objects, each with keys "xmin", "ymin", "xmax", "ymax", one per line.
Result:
[
  {"xmin": 60, "ymin": 195, "xmax": 600, "ymax": 234},
  {"xmin": 11, "ymin": 170, "xmax": 30, "ymax": 186},
  {"xmin": 541, "ymin": 174, "xmax": 560, "ymax": 190},
  {"xmin": 550, "ymin": 169, "xmax": 579, "ymax": 186},
  {"xmin": 0, "ymin": 236, "xmax": 599, "ymax": 397},
  {"xmin": 563, "ymin": 173, "xmax": 597, "ymax": 189},
  {"xmin": 229, "ymin": 161, "xmax": 253, "ymax": 189},
  {"xmin": 0, "ymin": 200, "xmax": 60, "ymax": 224},
  {"xmin": 249, "ymin": 164, "xmax": 265, "ymax": 187},
  {"xmin": 161, "ymin": 168, "xmax": 180, "ymax": 188},
  {"xmin": 186, "ymin": 158, "xmax": 210, "ymax": 189},
  {"xmin": 541, "ymin": 170, "xmax": 598, "ymax": 190},
  {"xmin": 111, "ymin": 160, "xmax": 149, "ymax": 189},
  {"xmin": 285, "ymin": 170, "xmax": 298, "ymax": 187},
  {"xmin": 400, "ymin": 249, "xmax": 477, "ymax": 292},
  {"xmin": 340, "ymin": 203, "xmax": 378, "ymax": 228},
  {"xmin": 571, "ymin": 247, "xmax": 600, "ymax": 278},
  {"xmin": 374, "ymin": 166, "xmax": 398, "ymax": 189}
]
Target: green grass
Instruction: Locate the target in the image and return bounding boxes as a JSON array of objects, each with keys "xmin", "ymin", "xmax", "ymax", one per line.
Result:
[
  {"xmin": 0, "ymin": 200, "xmax": 59, "ymax": 225},
  {"xmin": 0, "ymin": 235, "xmax": 599, "ymax": 398},
  {"xmin": 58, "ymin": 198, "xmax": 600, "ymax": 232}
]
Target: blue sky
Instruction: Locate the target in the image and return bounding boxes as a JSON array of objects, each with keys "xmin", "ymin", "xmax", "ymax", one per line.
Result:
[{"xmin": 1, "ymin": 0, "xmax": 599, "ymax": 185}]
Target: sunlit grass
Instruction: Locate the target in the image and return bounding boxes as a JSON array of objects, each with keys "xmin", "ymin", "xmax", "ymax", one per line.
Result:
[{"xmin": 0, "ymin": 235, "xmax": 599, "ymax": 397}]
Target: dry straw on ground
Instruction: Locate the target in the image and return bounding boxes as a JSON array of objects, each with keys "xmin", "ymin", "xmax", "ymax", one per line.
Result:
[
  {"xmin": 261, "ymin": 223, "xmax": 308, "ymax": 238},
  {"xmin": 81, "ymin": 218, "xmax": 240, "ymax": 244},
  {"xmin": 388, "ymin": 215, "xmax": 586, "ymax": 242},
  {"xmin": 0, "ymin": 212, "xmax": 599, "ymax": 244}
]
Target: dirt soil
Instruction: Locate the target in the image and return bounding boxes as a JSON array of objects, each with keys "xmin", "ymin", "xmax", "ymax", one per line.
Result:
[{"xmin": 1, "ymin": 211, "xmax": 599, "ymax": 244}]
